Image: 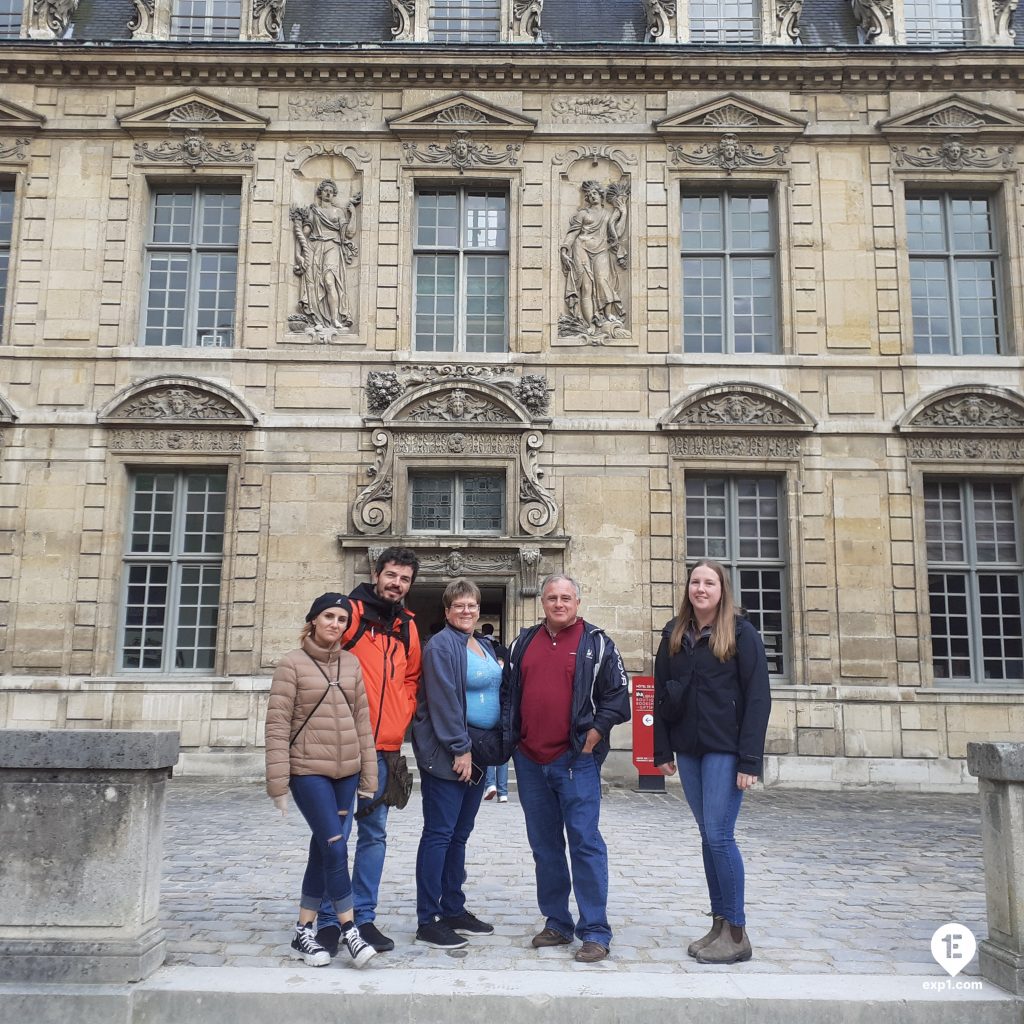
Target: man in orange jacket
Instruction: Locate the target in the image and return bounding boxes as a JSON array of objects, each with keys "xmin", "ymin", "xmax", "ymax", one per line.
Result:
[{"xmin": 316, "ymin": 546, "xmax": 422, "ymax": 955}]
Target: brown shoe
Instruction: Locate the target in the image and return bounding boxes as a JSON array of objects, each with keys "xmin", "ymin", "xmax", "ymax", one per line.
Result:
[
  {"xmin": 687, "ymin": 915, "xmax": 725, "ymax": 958},
  {"xmin": 531, "ymin": 927, "xmax": 572, "ymax": 948},
  {"xmin": 574, "ymin": 941, "xmax": 609, "ymax": 963},
  {"xmin": 695, "ymin": 926, "xmax": 752, "ymax": 964}
]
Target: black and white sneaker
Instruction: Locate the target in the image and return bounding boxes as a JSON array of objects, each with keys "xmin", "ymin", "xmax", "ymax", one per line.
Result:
[
  {"xmin": 342, "ymin": 922, "xmax": 378, "ymax": 968},
  {"xmin": 443, "ymin": 911, "xmax": 495, "ymax": 935},
  {"xmin": 291, "ymin": 922, "xmax": 330, "ymax": 967},
  {"xmin": 415, "ymin": 917, "xmax": 468, "ymax": 949}
]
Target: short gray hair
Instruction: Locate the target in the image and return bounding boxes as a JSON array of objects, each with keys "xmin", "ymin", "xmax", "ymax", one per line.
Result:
[{"xmin": 540, "ymin": 573, "xmax": 582, "ymax": 600}]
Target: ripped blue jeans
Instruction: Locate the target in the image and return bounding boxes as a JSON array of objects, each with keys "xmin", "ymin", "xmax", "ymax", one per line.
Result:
[{"xmin": 289, "ymin": 773, "xmax": 360, "ymax": 915}]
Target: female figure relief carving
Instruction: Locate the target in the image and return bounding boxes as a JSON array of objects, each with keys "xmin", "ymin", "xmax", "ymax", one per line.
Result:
[
  {"xmin": 291, "ymin": 179, "xmax": 361, "ymax": 332},
  {"xmin": 559, "ymin": 179, "xmax": 629, "ymax": 337}
]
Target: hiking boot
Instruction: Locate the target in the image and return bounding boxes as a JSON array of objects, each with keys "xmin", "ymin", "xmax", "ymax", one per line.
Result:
[
  {"xmin": 443, "ymin": 911, "xmax": 494, "ymax": 935},
  {"xmin": 574, "ymin": 941, "xmax": 609, "ymax": 963},
  {"xmin": 531, "ymin": 927, "xmax": 572, "ymax": 948},
  {"xmin": 357, "ymin": 921, "xmax": 395, "ymax": 953},
  {"xmin": 687, "ymin": 915, "xmax": 725, "ymax": 958},
  {"xmin": 342, "ymin": 922, "xmax": 377, "ymax": 968},
  {"xmin": 695, "ymin": 925, "xmax": 752, "ymax": 964},
  {"xmin": 415, "ymin": 917, "xmax": 468, "ymax": 949},
  {"xmin": 291, "ymin": 922, "xmax": 330, "ymax": 967},
  {"xmin": 315, "ymin": 924, "xmax": 341, "ymax": 958}
]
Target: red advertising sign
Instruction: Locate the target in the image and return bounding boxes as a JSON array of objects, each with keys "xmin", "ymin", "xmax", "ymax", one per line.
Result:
[{"xmin": 631, "ymin": 675, "xmax": 660, "ymax": 776}]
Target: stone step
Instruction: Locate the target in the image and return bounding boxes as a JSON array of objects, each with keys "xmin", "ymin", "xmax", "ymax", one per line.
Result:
[{"xmin": 6, "ymin": 967, "xmax": 1021, "ymax": 1024}]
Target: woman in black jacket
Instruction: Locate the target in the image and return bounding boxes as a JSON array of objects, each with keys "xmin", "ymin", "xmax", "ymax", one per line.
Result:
[{"xmin": 653, "ymin": 560, "xmax": 771, "ymax": 965}]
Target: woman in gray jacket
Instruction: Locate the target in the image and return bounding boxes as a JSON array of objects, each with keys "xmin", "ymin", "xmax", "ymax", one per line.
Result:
[
  {"xmin": 412, "ymin": 578, "xmax": 501, "ymax": 950},
  {"xmin": 264, "ymin": 593, "xmax": 378, "ymax": 969}
]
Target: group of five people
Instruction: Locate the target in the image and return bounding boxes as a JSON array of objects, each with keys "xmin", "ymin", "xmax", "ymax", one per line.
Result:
[{"xmin": 263, "ymin": 546, "xmax": 771, "ymax": 969}]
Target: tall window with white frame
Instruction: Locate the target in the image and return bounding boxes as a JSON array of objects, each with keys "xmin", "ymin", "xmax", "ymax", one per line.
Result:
[
  {"xmin": 903, "ymin": 0, "xmax": 975, "ymax": 43},
  {"xmin": 681, "ymin": 190, "xmax": 778, "ymax": 354},
  {"xmin": 428, "ymin": 0, "xmax": 502, "ymax": 41},
  {"xmin": 121, "ymin": 471, "xmax": 227, "ymax": 672},
  {"xmin": 907, "ymin": 192, "xmax": 1002, "ymax": 355},
  {"xmin": 414, "ymin": 187, "xmax": 509, "ymax": 353},
  {"xmin": 684, "ymin": 475, "xmax": 787, "ymax": 675},
  {"xmin": 170, "ymin": 0, "xmax": 242, "ymax": 39},
  {"xmin": 925, "ymin": 478, "xmax": 1024, "ymax": 683},
  {"xmin": 142, "ymin": 187, "xmax": 240, "ymax": 348},
  {"xmin": 0, "ymin": 184, "xmax": 13, "ymax": 341},
  {"xmin": 689, "ymin": 0, "xmax": 759, "ymax": 41},
  {"xmin": 0, "ymin": 0, "xmax": 21, "ymax": 37},
  {"xmin": 409, "ymin": 471, "xmax": 505, "ymax": 535}
]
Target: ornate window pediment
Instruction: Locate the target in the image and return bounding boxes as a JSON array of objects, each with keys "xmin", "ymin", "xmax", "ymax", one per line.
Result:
[
  {"xmin": 898, "ymin": 386, "xmax": 1024, "ymax": 433},
  {"xmin": 879, "ymin": 96, "xmax": 1024, "ymax": 141},
  {"xmin": 118, "ymin": 90, "xmax": 269, "ymax": 135},
  {"xmin": 656, "ymin": 95, "xmax": 807, "ymax": 141},
  {"xmin": 387, "ymin": 92, "xmax": 537, "ymax": 140},
  {"xmin": 98, "ymin": 376, "xmax": 256, "ymax": 453},
  {"xmin": 352, "ymin": 378, "xmax": 558, "ymax": 540}
]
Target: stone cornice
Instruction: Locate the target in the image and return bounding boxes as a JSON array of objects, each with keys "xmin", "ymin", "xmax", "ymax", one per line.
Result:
[{"xmin": 2, "ymin": 44, "xmax": 1024, "ymax": 91}]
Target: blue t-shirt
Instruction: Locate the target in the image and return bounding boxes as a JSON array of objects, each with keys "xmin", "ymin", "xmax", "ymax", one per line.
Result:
[{"xmin": 465, "ymin": 645, "xmax": 502, "ymax": 729}]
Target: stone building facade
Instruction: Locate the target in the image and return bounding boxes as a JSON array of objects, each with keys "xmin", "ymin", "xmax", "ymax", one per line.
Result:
[{"xmin": 0, "ymin": 0, "xmax": 1022, "ymax": 787}]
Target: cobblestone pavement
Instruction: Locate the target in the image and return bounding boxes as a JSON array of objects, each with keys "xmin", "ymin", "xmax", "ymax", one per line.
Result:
[{"xmin": 161, "ymin": 780, "xmax": 985, "ymax": 977}]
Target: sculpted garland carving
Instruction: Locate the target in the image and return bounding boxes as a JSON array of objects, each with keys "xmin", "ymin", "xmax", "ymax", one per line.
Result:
[
  {"xmin": 672, "ymin": 435, "xmax": 803, "ymax": 459},
  {"xmin": 289, "ymin": 179, "xmax": 361, "ymax": 336},
  {"xmin": 396, "ymin": 433, "xmax": 521, "ymax": 456},
  {"xmin": 284, "ymin": 143, "xmax": 372, "ymax": 167},
  {"xmin": 676, "ymin": 394, "xmax": 797, "ymax": 426},
  {"xmin": 669, "ymin": 135, "xmax": 788, "ymax": 175},
  {"xmin": 390, "ymin": 0, "xmax": 415, "ymax": 40},
  {"xmin": 891, "ymin": 136, "xmax": 1014, "ymax": 171},
  {"xmin": 551, "ymin": 96, "xmax": 639, "ymax": 123},
  {"xmin": 118, "ymin": 387, "xmax": 241, "ymax": 421},
  {"xmin": 110, "ymin": 429, "xmax": 245, "ymax": 453},
  {"xmin": 252, "ymin": 0, "xmax": 285, "ymax": 39},
  {"xmin": 0, "ymin": 139, "xmax": 28, "ymax": 161},
  {"xmin": 907, "ymin": 437, "xmax": 1024, "ymax": 461},
  {"xmin": 519, "ymin": 433, "xmax": 558, "ymax": 536},
  {"xmin": 365, "ymin": 369, "xmax": 551, "ymax": 417},
  {"xmin": 288, "ymin": 94, "xmax": 375, "ymax": 121},
  {"xmin": 127, "ymin": 0, "xmax": 155, "ymax": 36},
  {"xmin": 419, "ymin": 551, "xmax": 518, "ymax": 576},
  {"xmin": 512, "ymin": 0, "xmax": 543, "ymax": 40},
  {"xmin": 404, "ymin": 389, "xmax": 515, "ymax": 423},
  {"xmin": 558, "ymin": 179, "xmax": 630, "ymax": 343},
  {"xmin": 913, "ymin": 395, "xmax": 1024, "ymax": 428},
  {"xmin": 553, "ymin": 145, "xmax": 637, "ymax": 167},
  {"xmin": 402, "ymin": 132, "xmax": 521, "ymax": 174},
  {"xmin": 134, "ymin": 131, "xmax": 255, "ymax": 170}
]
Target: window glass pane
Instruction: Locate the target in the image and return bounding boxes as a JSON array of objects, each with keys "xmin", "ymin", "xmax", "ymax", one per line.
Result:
[
  {"xmin": 955, "ymin": 259, "xmax": 999, "ymax": 356},
  {"xmin": 411, "ymin": 475, "xmax": 454, "ymax": 531},
  {"xmin": 151, "ymin": 192, "xmax": 195, "ymax": 246},
  {"xmin": 175, "ymin": 564, "xmax": 221, "ymax": 670},
  {"xmin": 682, "ymin": 195, "xmax": 723, "ymax": 251},
  {"xmin": 199, "ymin": 191, "xmax": 241, "ymax": 246},
  {"xmin": 122, "ymin": 564, "xmax": 169, "ymax": 670},
  {"xmin": 0, "ymin": 186, "xmax": 11, "ymax": 342},
  {"xmin": 414, "ymin": 254, "xmax": 457, "ymax": 352},
  {"xmin": 924, "ymin": 480, "xmax": 965, "ymax": 563},
  {"xmin": 461, "ymin": 474, "xmax": 504, "ymax": 532},
  {"xmin": 929, "ymin": 572, "xmax": 972, "ymax": 679},
  {"xmin": 904, "ymin": 0, "xmax": 971, "ymax": 43},
  {"xmin": 906, "ymin": 197, "xmax": 945, "ymax": 253},
  {"xmin": 690, "ymin": 0, "xmax": 758, "ymax": 40},
  {"xmin": 429, "ymin": 0, "xmax": 501, "ymax": 41},
  {"xmin": 0, "ymin": 0, "xmax": 21, "ymax": 37},
  {"xmin": 910, "ymin": 259, "xmax": 953, "ymax": 355},
  {"xmin": 682, "ymin": 258, "xmax": 724, "ymax": 354},
  {"xmin": 416, "ymin": 191, "xmax": 459, "ymax": 249},
  {"xmin": 464, "ymin": 254, "xmax": 507, "ymax": 353},
  {"xmin": 171, "ymin": 0, "xmax": 242, "ymax": 38},
  {"xmin": 464, "ymin": 192, "xmax": 508, "ymax": 250}
]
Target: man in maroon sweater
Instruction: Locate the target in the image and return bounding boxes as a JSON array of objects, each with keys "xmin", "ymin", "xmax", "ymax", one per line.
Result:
[{"xmin": 504, "ymin": 574, "xmax": 631, "ymax": 964}]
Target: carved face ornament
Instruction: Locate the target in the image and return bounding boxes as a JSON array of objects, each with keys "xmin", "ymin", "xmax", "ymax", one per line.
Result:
[{"xmin": 448, "ymin": 389, "xmax": 467, "ymax": 418}]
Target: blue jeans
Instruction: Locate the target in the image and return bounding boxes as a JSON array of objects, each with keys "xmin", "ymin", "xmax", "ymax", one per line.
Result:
[
  {"xmin": 289, "ymin": 773, "xmax": 360, "ymax": 914},
  {"xmin": 676, "ymin": 752, "xmax": 746, "ymax": 926},
  {"xmin": 513, "ymin": 749, "xmax": 611, "ymax": 946},
  {"xmin": 485, "ymin": 763, "xmax": 508, "ymax": 796},
  {"xmin": 415, "ymin": 770, "xmax": 487, "ymax": 924},
  {"xmin": 317, "ymin": 751, "xmax": 389, "ymax": 929}
]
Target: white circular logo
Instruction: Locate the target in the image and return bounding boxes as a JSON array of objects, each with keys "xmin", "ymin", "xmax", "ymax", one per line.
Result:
[
  {"xmin": 930, "ymin": 923, "xmax": 976, "ymax": 978},
  {"xmin": 642, "ymin": 713, "xmax": 653, "ymax": 727}
]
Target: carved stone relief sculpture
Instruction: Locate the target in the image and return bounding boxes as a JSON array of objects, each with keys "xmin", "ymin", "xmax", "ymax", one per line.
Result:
[
  {"xmin": 289, "ymin": 179, "xmax": 361, "ymax": 337},
  {"xmin": 669, "ymin": 134, "xmax": 789, "ymax": 175},
  {"xmin": 558, "ymin": 178, "xmax": 630, "ymax": 344},
  {"xmin": 773, "ymin": 0, "xmax": 803, "ymax": 42},
  {"xmin": 252, "ymin": 0, "xmax": 285, "ymax": 39},
  {"xmin": 551, "ymin": 96, "xmax": 639, "ymax": 123},
  {"xmin": 644, "ymin": 0, "xmax": 679, "ymax": 42},
  {"xmin": 365, "ymin": 368, "xmax": 551, "ymax": 418},
  {"xmin": 0, "ymin": 139, "xmax": 29, "ymax": 161},
  {"xmin": 127, "ymin": 0, "xmax": 155, "ymax": 37},
  {"xmin": 391, "ymin": 0, "xmax": 415, "ymax": 40},
  {"xmin": 402, "ymin": 132, "xmax": 521, "ymax": 174},
  {"xmin": 133, "ymin": 131, "xmax": 255, "ymax": 170},
  {"xmin": 993, "ymin": 0, "xmax": 1018, "ymax": 43},
  {"xmin": 29, "ymin": 0, "xmax": 79, "ymax": 37},
  {"xmin": 851, "ymin": 0, "xmax": 894, "ymax": 43},
  {"xmin": 890, "ymin": 135, "xmax": 1014, "ymax": 171},
  {"xmin": 511, "ymin": 0, "xmax": 543, "ymax": 40}
]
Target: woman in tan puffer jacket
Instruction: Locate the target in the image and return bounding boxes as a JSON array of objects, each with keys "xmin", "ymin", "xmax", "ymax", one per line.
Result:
[{"xmin": 264, "ymin": 593, "xmax": 379, "ymax": 969}]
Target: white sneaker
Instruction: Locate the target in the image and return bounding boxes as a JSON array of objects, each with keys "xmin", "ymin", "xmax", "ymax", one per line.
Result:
[
  {"xmin": 497, "ymin": 795, "xmax": 508, "ymax": 803},
  {"xmin": 484, "ymin": 785, "xmax": 497, "ymax": 801},
  {"xmin": 343, "ymin": 923, "xmax": 378, "ymax": 968},
  {"xmin": 291, "ymin": 922, "xmax": 330, "ymax": 967}
]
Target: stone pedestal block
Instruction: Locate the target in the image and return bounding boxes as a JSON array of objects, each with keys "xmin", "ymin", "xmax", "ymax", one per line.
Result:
[
  {"xmin": 966, "ymin": 741, "xmax": 1024, "ymax": 995},
  {"xmin": 0, "ymin": 729, "xmax": 180, "ymax": 984}
]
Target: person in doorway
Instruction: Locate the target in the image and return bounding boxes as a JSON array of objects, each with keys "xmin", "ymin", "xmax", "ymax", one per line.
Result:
[
  {"xmin": 315, "ymin": 547, "xmax": 422, "ymax": 956},
  {"xmin": 411, "ymin": 578, "xmax": 501, "ymax": 948},
  {"xmin": 503, "ymin": 573, "xmax": 630, "ymax": 963},
  {"xmin": 264, "ymin": 593, "xmax": 379, "ymax": 968},
  {"xmin": 481, "ymin": 624, "xmax": 510, "ymax": 802},
  {"xmin": 652, "ymin": 559, "xmax": 771, "ymax": 964}
]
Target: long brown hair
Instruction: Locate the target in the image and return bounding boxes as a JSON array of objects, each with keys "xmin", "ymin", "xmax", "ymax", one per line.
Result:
[{"xmin": 669, "ymin": 559, "xmax": 737, "ymax": 662}]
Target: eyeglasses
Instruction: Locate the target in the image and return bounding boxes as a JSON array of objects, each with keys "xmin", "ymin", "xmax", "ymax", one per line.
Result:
[{"xmin": 449, "ymin": 603, "xmax": 480, "ymax": 613}]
